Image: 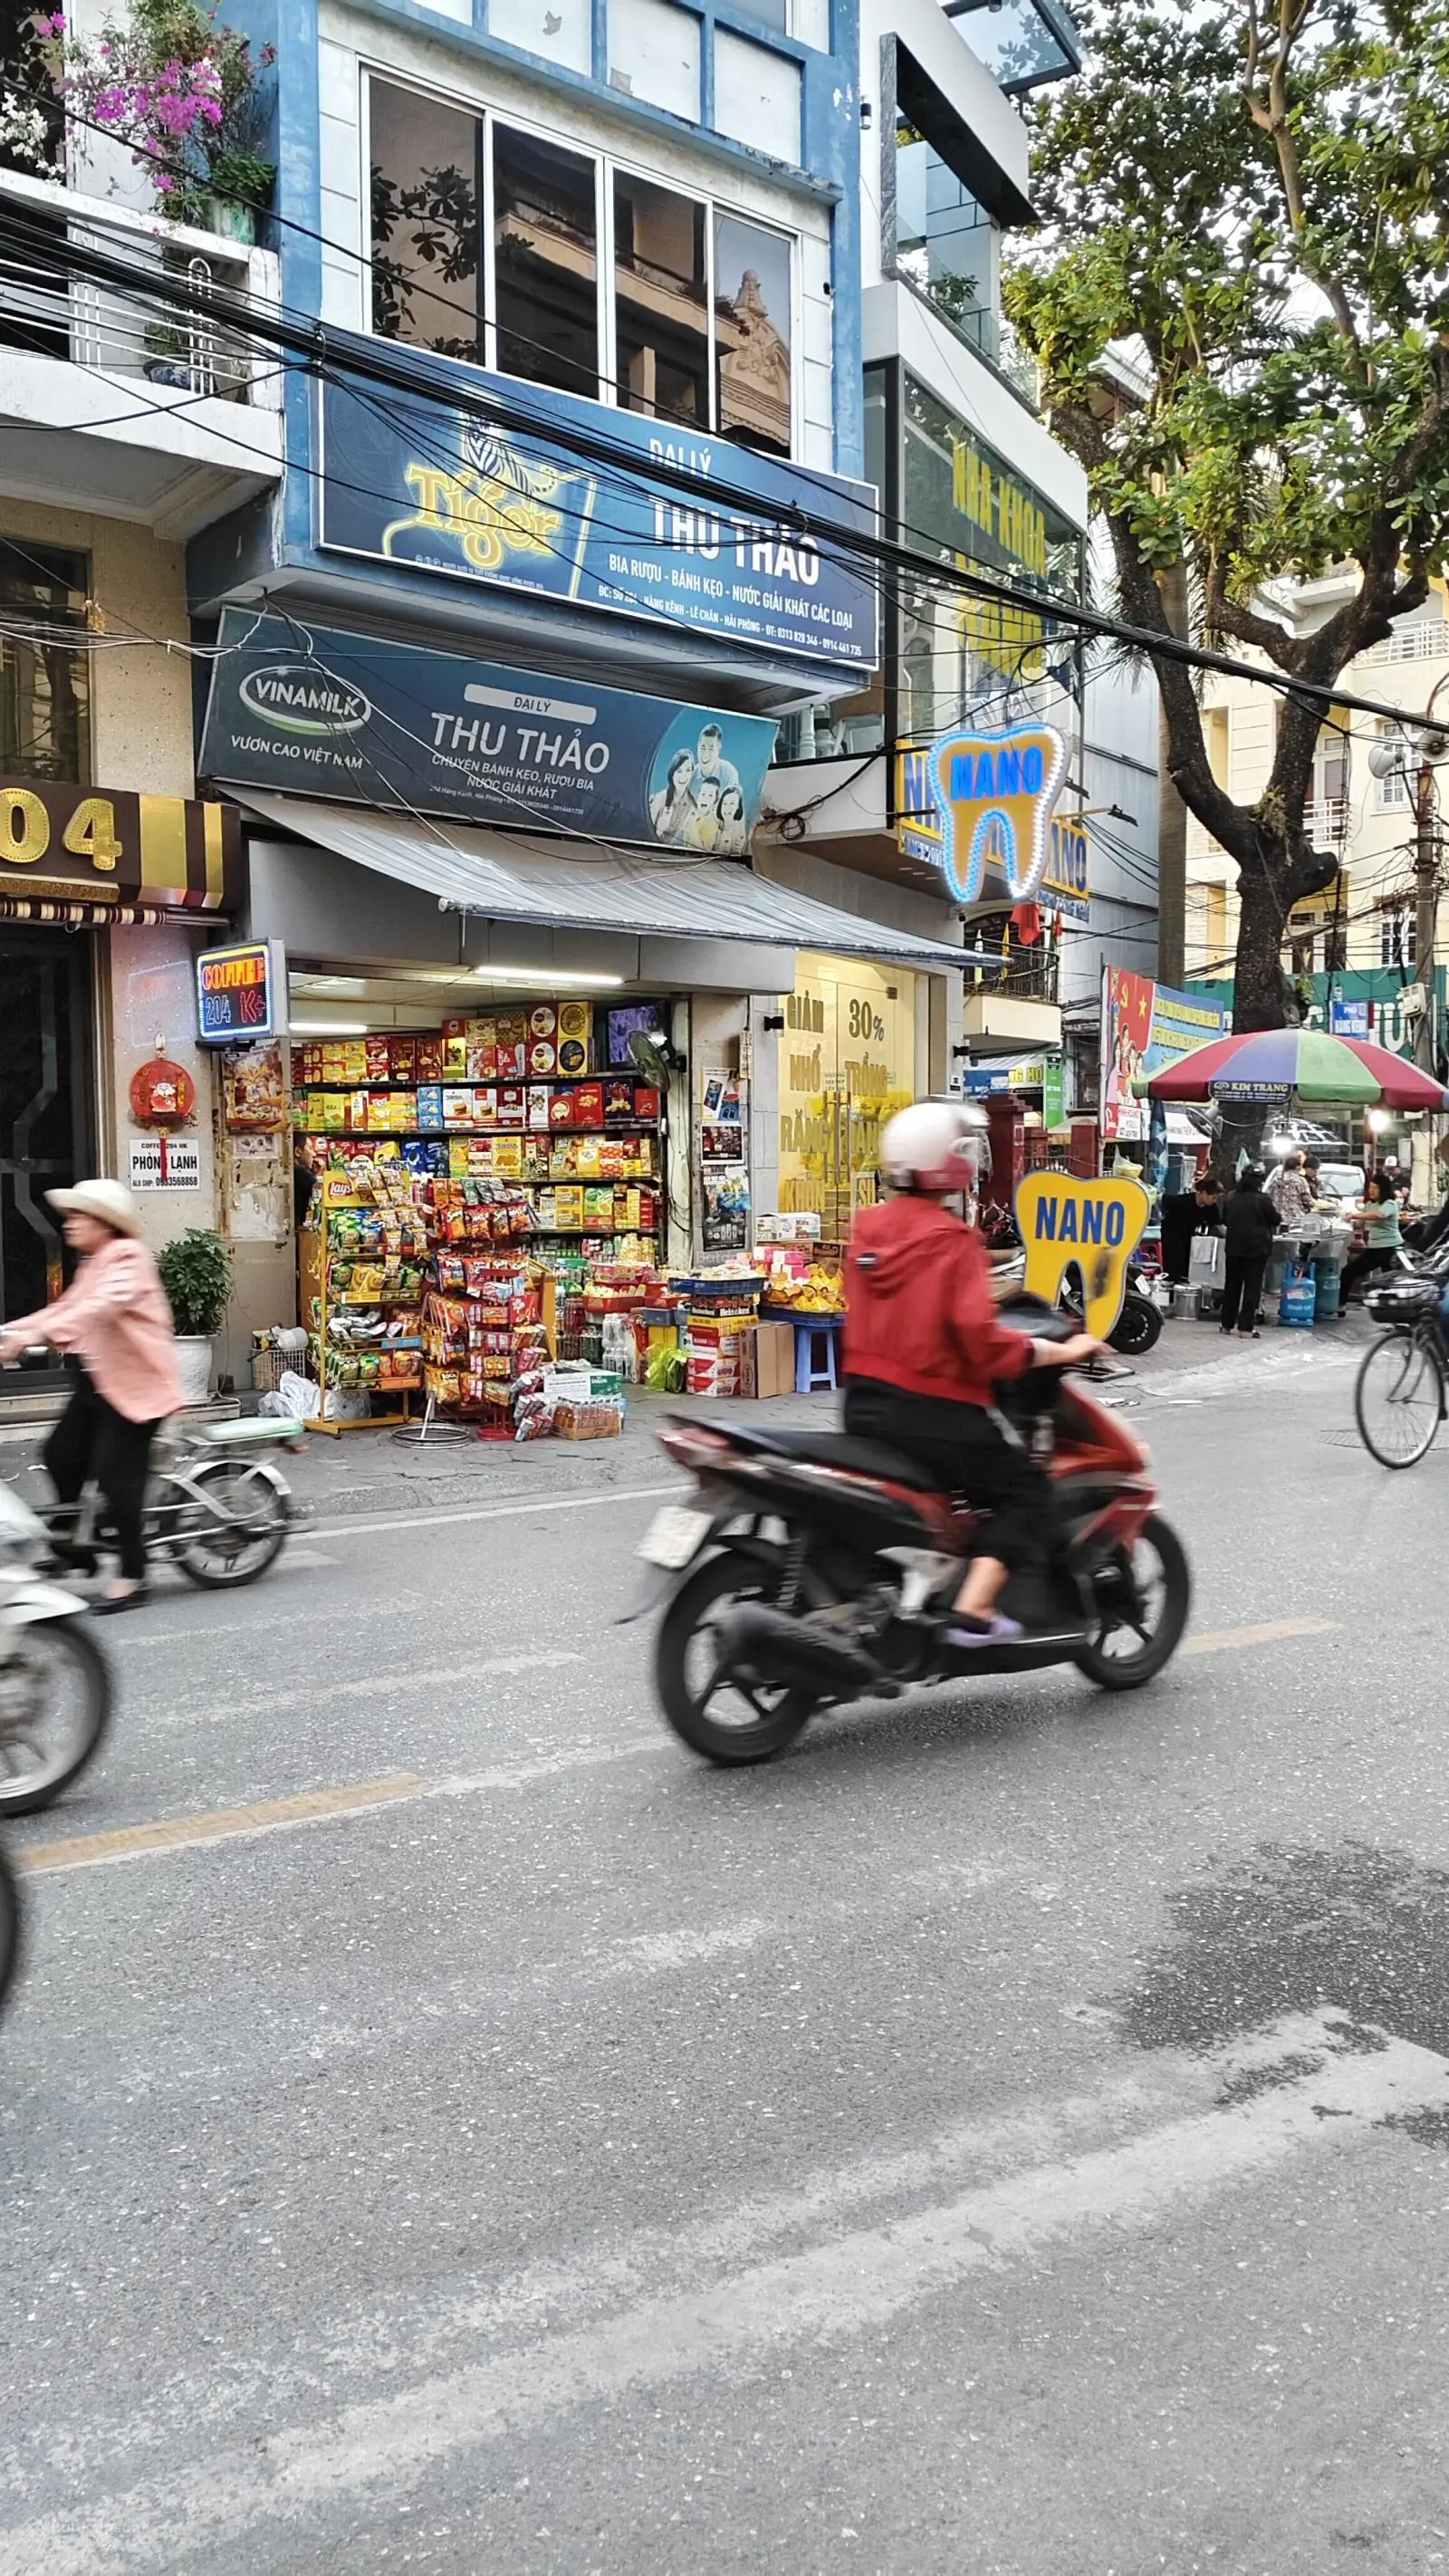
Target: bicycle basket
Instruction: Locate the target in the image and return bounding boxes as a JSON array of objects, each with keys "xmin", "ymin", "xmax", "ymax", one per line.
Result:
[{"xmin": 1364, "ymin": 1274, "xmax": 1442, "ymax": 1322}]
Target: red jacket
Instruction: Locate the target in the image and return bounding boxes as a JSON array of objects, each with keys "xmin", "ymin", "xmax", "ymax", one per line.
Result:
[{"xmin": 842, "ymin": 1197, "xmax": 1035, "ymax": 1408}]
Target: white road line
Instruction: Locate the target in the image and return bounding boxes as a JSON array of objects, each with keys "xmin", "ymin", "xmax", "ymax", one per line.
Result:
[
  {"xmin": 130, "ymin": 1648, "xmax": 586, "ymax": 1729},
  {"xmin": 309, "ymin": 1481, "xmax": 682, "ymax": 1541},
  {"xmin": 2, "ymin": 2013, "xmax": 1439, "ymax": 2573}
]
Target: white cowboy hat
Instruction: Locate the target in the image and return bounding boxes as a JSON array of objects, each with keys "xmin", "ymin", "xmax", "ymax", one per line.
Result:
[{"xmin": 45, "ymin": 1178, "xmax": 145, "ymax": 1240}]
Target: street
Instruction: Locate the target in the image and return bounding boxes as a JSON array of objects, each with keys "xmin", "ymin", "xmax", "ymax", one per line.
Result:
[{"xmin": 4, "ymin": 1338, "xmax": 1449, "ymax": 2574}]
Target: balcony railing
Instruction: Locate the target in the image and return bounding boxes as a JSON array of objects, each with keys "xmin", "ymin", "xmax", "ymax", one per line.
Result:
[
  {"xmin": 1367, "ymin": 620, "xmax": 1449, "ymax": 665},
  {"xmin": 0, "ymin": 164, "xmax": 280, "ymax": 409}
]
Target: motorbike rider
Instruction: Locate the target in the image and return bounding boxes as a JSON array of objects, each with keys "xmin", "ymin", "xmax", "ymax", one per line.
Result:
[{"xmin": 841, "ymin": 1101, "xmax": 1099, "ymax": 1647}]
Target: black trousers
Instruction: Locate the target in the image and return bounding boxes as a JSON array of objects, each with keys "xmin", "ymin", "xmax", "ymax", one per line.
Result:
[
  {"xmin": 1220, "ymin": 1254, "xmax": 1267, "ymax": 1334},
  {"xmin": 43, "ymin": 1366, "xmax": 158, "ymax": 1581},
  {"xmin": 843, "ymin": 1379, "xmax": 1048, "ymax": 1575},
  {"xmin": 1341, "ymin": 1245, "xmax": 1396, "ymax": 1303}
]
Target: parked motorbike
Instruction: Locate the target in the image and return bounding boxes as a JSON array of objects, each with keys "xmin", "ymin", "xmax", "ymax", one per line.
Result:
[
  {"xmin": 0, "ymin": 1476, "xmax": 110, "ymax": 1816},
  {"xmin": 637, "ymin": 1309, "xmax": 1190, "ymax": 1765},
  {"xmin": 990, "ymin": 1245, "xmax": 1166, "ymax": 1354}
]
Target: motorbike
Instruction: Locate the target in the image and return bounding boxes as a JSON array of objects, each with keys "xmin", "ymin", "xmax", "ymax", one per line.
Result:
[
  {"xmin": 24, "ymin": 1408, "xmax": 302, "ymax": 1591},
  {"xmin": 988, "ymin": 1240, "xmax": 1166, "ymax": 1355},
  {"xmin": 636, "ymin": 1308, "xmax": 1190, "ymax": 1765},
  {"xmin": 0, "ymin": 1475, "xmax": 110, "ymax": 1816}
]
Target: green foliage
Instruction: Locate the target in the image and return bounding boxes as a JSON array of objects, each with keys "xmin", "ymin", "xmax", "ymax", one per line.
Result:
[
  {"xmin": 1005, "ymin": 0, "xmax": 1449, "ymax": 1024},
  {"xmin": 158, "ymin": 1227, "xmax": 232, "ymax": 1339}
]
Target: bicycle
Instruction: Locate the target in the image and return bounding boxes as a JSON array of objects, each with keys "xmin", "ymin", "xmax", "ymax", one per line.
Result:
[{"xmin": 1353, "ymin": 1267, "xmax": 1449, "ymax": 1467}]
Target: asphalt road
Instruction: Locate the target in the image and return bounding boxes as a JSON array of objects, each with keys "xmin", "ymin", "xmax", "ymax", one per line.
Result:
[{"xmin": 5, "ymin": 1331, "xmax": 1449, "ymax": 2575}]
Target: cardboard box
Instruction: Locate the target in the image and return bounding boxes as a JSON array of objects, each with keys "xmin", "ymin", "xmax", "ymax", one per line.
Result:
[{"xmin": 752, "ymin": 1320, "xmax": 795, "ymax": 1399}]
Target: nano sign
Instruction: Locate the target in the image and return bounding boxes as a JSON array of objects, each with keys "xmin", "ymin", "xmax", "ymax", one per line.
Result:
[
  {"xmin": 926, "ymin": 723, "xmax": 1068, "ymax": 906},
  {"xmin": 196, "ymin": 941, "xmax": 286, "ymax": 1045},
  {"xmin": 1013, "ymin": 1172, "xmax": 1151, "ymax": 1339}
]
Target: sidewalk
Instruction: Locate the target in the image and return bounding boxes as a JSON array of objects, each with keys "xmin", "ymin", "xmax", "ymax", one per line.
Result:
[
  {"xmin": 270, "ymin": 1305, "xmax": 1377, "ymax": 1523},
  {"xmin": 0, "ymin": 1308, "xmax": 1371, "ymax": 1524}
]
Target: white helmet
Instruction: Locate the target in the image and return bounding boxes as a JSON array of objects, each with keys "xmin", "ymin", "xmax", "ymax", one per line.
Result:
[{"xmin": 878, "ymin": 1099, "xmax": 988, "ymax": 1195}]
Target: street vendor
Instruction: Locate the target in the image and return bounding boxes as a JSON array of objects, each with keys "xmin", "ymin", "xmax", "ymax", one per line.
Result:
[{"xmin": 1340, "ymin": 1173, "xmax": 1403, "ymax": 1302}]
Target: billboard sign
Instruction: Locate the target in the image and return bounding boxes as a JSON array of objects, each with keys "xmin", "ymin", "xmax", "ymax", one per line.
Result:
[
  {"xmin": 316, "ymin": 378, "xmax": 879, "ymax": 678},
  {"xmin": 201, "ymin": 612, "xmax": 779, "ymax": 852},
  {"xmin": 1101, "ymin": 967, "xmax": 1226, "ymax": 1140}
]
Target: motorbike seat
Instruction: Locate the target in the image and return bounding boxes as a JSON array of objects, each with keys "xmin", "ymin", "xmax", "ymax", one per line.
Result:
[{"xmin": 742, "ymin": 1427, "xmax": 947, "ymax": 1494}]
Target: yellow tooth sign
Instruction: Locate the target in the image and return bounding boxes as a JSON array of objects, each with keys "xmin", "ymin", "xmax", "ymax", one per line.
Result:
[
  {"xmin": 1014, "ymin": 1173, "xmax": 1151, "ymax": 1340},
  {"xmin": 928, "ymin": 722, "xmax": 1069, "ymax": 905}
]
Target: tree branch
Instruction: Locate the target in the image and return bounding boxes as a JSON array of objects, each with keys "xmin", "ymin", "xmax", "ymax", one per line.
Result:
[{"xmin": 1203, "ymin": 572, "xmax": 1306, "ymax": 673}]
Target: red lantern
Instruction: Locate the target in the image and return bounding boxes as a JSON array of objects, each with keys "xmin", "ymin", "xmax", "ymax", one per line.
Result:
[{"xmin": 130, "ymin": 1056, "xmax": 196, "ymax": 1127}]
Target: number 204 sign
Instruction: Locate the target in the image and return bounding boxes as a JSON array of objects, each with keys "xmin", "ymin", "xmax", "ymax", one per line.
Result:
[{"xmin": 195, "ymin": 941, "xmax": 288, "ymax": 1045}]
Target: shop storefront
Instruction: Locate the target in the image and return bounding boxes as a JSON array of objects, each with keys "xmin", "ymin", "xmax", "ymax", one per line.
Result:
[
  {"xmin": 0, "ymin": 776, "xmax": 237, "ymax": 1382},
  {"xmin": 775, "ymin": 953, "xmax": 919, "ymax": 1237}
]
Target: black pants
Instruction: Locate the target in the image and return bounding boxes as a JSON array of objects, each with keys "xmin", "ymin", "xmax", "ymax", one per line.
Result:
[
  {"xmin": 1341, "ymin": 1245, "xmax": 1396, "ymax": 1303},
  {"xmin": 43, "ymin": 1366, "xmax": 158, "ymax": 1581},
  {"xmin": 1220, "ymin": 1254, "xmax": 1268, "ymax": 1334},
  {"xmin": 843, "ymin": 1379, "xmax": 1048, "ymax": 1576}
]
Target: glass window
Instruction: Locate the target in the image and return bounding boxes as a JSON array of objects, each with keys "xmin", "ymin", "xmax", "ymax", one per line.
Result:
[
  {"xmin": 614, "ymin": 174, "xmax": 709, "ymax": 426},
  {"xmin": 1381, "ymin": 910, "xmax": 1416, "ymax": 968},
  {"xmin": 895, "ymin": 133, "xmax": 999, "ymax": 359},
  {"xmin": 714, "ymin": 212, "xmax": 792, "ymax": 457},
  {"xmin": 494, "ymin": 124, "xmax": 600, "ymax": 399},
  {"xmin": 369, "ymin": 81, "xmax": 483, "ymax": 362},
  {"xmin": 0, "ymin": 540, "xmax": 90, "ymax": 784},
  {"xmin": 944, "ymin": 0, "xmax": 1080, "ymax": 95}
]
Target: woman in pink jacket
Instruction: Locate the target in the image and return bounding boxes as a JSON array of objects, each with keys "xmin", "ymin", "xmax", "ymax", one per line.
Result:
[{"xmin": 0, "ymin": 1180, "xmax": 184, "ymax": 1613}]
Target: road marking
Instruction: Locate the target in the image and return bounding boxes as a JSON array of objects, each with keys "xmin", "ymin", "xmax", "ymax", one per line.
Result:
[
  {"xmin": 15, "ymin": 1738, "xmax": 660, "ymax": 1875},
  {"xmin": 1, "ymin": 2013, "xmax": 1439, "ymax": 2572},
  {"xmin": 1182, "ymin": 1616, "xmax": 1339, "ymax": 1656},
  {"xmin": 132, "ymin": 1648, "xmax": 586, "ymax": 1729},
  {"xmin": 309, "ymin": 1481, "xmax": 682, "ymax": 1542},
  {"xmin": 17, "ymin": 1773, "xmax": 426, "ymax": 1874},
  {"xmin": 21, "ymin": 1620, "xmax": 1339, "ymax": 1875}
]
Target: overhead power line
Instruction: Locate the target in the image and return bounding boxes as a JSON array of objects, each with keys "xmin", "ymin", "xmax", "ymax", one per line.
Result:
[{"xmin": 1, "ymin": 195, "xmax": 1444, "ymax": 741}]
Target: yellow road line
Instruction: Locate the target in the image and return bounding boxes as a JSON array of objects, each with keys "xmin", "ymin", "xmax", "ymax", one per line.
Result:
[
  {"xmin": 17, "ymin": 1773, "xmax": 427, "ymax": 1875},
  {"xmin": 1181, "ymin": 1617, "xmax": 1338, "ymax": 1657},
  {"xmin": 14, "ymin": 1618, "xmax": 1343, "ymax": 1879}
]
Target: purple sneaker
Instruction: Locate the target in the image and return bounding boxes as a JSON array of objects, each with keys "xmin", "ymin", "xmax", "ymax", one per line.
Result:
[{"xmin": 945, "ymin": 1611, "xmax": 1023, "ymax": 1649}]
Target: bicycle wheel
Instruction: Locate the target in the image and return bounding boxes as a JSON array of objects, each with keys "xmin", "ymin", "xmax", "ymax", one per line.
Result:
[
  {"xmin": 175, "ymin": 1458, "xmax": 290, "ymax": 1587},
  {"xmin": 1354, "ymin": 1328, "xmax": 1445, "ymax": 1467}
]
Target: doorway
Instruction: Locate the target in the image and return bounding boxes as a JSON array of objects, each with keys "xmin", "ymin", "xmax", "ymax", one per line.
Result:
[{"xmin": 0, "ymin": 933, "xmax": 95, "ymax": 1370}]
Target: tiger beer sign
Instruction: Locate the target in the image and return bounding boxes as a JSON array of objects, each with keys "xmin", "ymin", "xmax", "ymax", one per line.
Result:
[
  {"xmin": 926, "ymin": 722, "xmax": 1068, "ymax": 907},
  {"xmin": 1014, "ymin": 1172, "xmax": 1151, "ymax": 1341}
]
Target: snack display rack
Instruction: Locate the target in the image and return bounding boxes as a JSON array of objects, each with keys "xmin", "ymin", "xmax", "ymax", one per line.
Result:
[{"xmin": 300, "ymin": 1167, "xmax": 427, "ymax": 1434}]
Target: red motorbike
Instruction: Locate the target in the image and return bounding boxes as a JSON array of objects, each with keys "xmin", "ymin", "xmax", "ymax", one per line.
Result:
[{"xmin": 638, "ymin": 1311, "xmax": 1190, "ymax": 1764}]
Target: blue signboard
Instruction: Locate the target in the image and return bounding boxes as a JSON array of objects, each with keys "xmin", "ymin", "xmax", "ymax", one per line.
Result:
[
  {"xmin": 199, "ymin": 611, "xmax": 780, "ymax": 851},
  {"xmin": 1330, "ymin": 998, "xmax": 1371, "ymax": 1037},
  {"xmin": 316, "ymin": 378, "xmax": 879, "ymax": 678}
]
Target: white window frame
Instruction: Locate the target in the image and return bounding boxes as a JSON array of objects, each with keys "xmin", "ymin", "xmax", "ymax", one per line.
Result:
[
  {"xmin": 361, "ymin": 68, "xmax": 802, "ymax": 457},
  {"xmin": 1375, "ymin": 724, "xmax": 1411, "ymax": 811},
  {"xmin": 1379, "ymin": 908, "xmax": 1416, "ymax": 968}
]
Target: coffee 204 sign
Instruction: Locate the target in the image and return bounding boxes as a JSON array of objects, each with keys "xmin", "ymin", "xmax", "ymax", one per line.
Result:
[
  {"xmin": 926, "ymin": 722, "xmax": 1069, "ymax": 906},
  {"xmin": 196, "ymin": 941, "xmax": 287, "ymax": 1044}
]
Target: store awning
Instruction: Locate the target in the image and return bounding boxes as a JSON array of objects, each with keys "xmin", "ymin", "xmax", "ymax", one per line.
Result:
[{"xmin": 231, "ymin": 793, "xmax": 979, "ymax": 974}]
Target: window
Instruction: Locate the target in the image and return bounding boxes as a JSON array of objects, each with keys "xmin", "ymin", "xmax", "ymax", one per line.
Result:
[
  {"xmin": 895, "ymin": 130, "xmax": 1000, "ymax": 360},
  {"xmin": 368, "ymin": 78, "xmax": 798, "ymax": 452},
  {"xmin": 714, "ymin": 212, "xmax": 792, "ymax": 457},
  {"xmin": 614, "ymin": 173, "xmax": 708, "ymax": 425},
  {"xmin": 494, "ymin": 124, "xmax": 600, "ymax": 400},
  {"xmin": 0, "ymin": 540, "xmax": 90, "ymax": 785},
  {"xmin": 369, "ymin": 81, "xmax": 482, "ymax": 361},
  {"xmin": 1310, "ymin": 734, "xmax": 1348, "ymax": 811},
  {"xmin": 1380, "ymin": 909, "xmax": 1417, "ymax": 969},
  {"xmin": 1376, "ymin": 725, "xmax": 1411, "ymax": 810}
]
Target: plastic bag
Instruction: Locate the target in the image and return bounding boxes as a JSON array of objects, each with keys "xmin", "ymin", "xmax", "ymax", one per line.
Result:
[{"xmin": 276, "ymin": 1369, "xmax": 320, "ymax": 1419}]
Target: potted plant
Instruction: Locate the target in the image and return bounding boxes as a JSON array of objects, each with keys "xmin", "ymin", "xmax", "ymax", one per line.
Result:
[
  {"xmin": 158, "ymin": 1226, "xmax": 231, "ymax": 1404},
  {"xmin": 34, "ymin": 0, "xmax": 274, "ymax": 240}
]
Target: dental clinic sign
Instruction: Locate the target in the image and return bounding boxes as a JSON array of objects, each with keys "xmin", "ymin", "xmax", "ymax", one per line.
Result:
[{"xmin": 927, "ymin": 723, "xmax": 1069, "ymax": 906}]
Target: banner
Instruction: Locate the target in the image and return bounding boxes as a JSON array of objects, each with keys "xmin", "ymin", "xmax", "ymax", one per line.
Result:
[
  {"xmin": 1101, "ymin": 967, "xmax": 1225, "ymax": 1141},
  {"xmin": 317, "ymin": 379, "xmax": 879, "ymax": 678},
  {"xmin": 200, "ymin": 611, "xmax": 779, "ymax": 851}
]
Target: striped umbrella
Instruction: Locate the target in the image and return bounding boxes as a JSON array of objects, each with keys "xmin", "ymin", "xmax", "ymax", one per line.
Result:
[{"xmin": 1132, "ymin": 1026, "xmax": 1449, "ymax": 1108}]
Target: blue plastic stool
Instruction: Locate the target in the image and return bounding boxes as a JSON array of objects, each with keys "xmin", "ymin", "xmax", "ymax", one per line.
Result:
[{"xmin": 794, "ymin": 1319, "xmax": 841, "ymax": 1394}]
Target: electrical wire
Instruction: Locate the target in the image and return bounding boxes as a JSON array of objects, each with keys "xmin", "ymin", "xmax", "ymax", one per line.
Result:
[{"xmin": 1, "ymin": 188, "xmax": 1444, "ymax": 742}]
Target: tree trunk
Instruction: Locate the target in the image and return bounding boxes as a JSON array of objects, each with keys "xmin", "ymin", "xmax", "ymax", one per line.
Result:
[{"xmin": 1214, "ymin": 827, "xmax": 1294, "ymax": 1173}]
